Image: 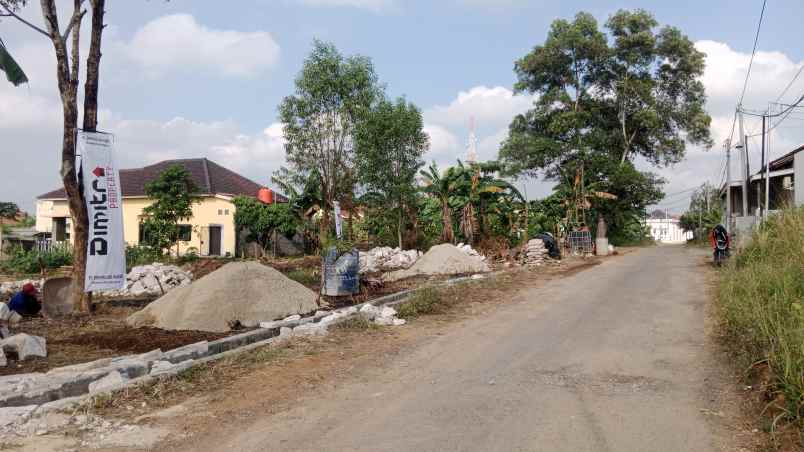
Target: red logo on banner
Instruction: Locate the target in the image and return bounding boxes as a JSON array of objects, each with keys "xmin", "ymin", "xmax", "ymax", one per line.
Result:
[{"xmin": 92, "ymin": 167, "xmax": 105, "ymax": 177}]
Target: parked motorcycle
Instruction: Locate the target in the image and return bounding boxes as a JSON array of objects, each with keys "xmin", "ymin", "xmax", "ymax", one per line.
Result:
[{"xmin": 710, "ymin": 224, "xmax": 730, "ymax": 267}]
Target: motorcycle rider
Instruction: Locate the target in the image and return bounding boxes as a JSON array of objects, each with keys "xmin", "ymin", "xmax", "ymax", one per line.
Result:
[{"xmin": 710, "ymin": 224, "xmax": 730, "ymax": 265}]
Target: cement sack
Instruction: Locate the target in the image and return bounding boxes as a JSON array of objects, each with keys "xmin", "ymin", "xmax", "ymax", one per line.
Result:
[{"xmin": 126, "ymin": 261, "xmax": 318, "ymax": 333}]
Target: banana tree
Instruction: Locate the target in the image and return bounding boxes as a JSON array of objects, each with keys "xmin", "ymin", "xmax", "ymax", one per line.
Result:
[{"xmin": 419, "ymin": 162, "xmax": 457, "ymax": 243}]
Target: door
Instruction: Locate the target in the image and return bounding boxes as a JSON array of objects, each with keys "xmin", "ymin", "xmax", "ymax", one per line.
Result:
[{"xmin": 208, "ymin": 226, "xmax": 222, "ymax": 256}]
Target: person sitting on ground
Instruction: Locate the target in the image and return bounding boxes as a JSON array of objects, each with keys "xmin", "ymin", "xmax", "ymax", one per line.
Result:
[{"xmin": 8, "ymin": 283, "xmax": 41, "ymax": 317}]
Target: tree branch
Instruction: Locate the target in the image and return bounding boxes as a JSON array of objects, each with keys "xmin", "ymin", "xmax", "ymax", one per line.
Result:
[
  {"xmin": 62, "ymin": 1, "xmax": 86, "ymax": 42},
  {"xmin": 0, "ymin": 4, "xmax": 49, "ymax": 37}
]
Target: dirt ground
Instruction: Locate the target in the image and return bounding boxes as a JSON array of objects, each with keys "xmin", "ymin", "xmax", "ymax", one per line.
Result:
[{"xmin": 65, "ymin": 258, "xmax": 601, "ymax": 451}]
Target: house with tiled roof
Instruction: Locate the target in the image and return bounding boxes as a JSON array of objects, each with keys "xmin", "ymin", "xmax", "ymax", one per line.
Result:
[{"xmin": 35, "ymin": 158, "xmax": 286, "ymax": 257}]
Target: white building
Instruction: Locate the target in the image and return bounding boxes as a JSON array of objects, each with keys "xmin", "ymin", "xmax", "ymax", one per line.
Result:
[{"xmin": 645, "ymin": 218, "xmax": 692, "ymax": 244}]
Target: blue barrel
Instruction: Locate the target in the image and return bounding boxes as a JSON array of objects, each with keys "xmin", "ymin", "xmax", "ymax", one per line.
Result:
[{"xmin": 321, "ymin": 247, "xmax": 359, "ymax": 296}]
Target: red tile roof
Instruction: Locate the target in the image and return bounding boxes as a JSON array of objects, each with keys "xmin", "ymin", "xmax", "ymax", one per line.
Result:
[{"xmin": 38, "ymin": 158, "xmax": 288, "ymax": 202}]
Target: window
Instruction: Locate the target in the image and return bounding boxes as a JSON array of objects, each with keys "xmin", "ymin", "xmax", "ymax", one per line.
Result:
[
  {"xmin": 177, "ymin": 225, "xmax": 192, "ymax": 242},
  {"xmin": 224, "ymin": 209, "xmax": 229, "ymax": 215},
  {"xmin": 217, "ymin": 209, "xmax": 223, "ymax": 215}
]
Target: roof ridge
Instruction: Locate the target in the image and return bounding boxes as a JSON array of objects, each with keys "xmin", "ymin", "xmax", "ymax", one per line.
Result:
[{"xmin": 202, "ymin": 158, "xmax": 212, "ymax": 193}]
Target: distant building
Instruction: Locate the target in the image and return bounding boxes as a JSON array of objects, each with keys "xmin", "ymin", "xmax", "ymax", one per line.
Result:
[
  {"xmin": 644, "ymin": 211, "xmax": 692, "ymax": 244},
  {"xmin": 35, "ymin": 158, "xmax": 287, "ymax": 257}
]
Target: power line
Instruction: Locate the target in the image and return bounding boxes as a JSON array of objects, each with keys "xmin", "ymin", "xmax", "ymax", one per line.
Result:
[
  {"xmin": 739, "ymin": 0, "xmax": 767, "ymax": 107},
  {"xmin": 775, "ymin": 64, "xmax": 804, "ymax": 104}
]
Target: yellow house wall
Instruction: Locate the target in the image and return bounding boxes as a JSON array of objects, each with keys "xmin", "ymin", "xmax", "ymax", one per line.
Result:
[{"xmin": 35, "ymin": 196, "xmax": 237, "ymax": 256}]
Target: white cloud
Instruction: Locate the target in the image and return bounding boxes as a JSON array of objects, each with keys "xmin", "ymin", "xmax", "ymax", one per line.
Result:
[
  {"xmin": 126, "ymin": 14, "xmax": 281, "ymax": 78},
  {"xmin": 424, "ymin": 85, "xmax": 534, "ymax": 129},
  {"xmin": 292, "ymin": 0, "xmax": 396, "ymax": 13},
  {"xmin": 422, "ymin": 124, "xmax": 460, "ymax": 163}
]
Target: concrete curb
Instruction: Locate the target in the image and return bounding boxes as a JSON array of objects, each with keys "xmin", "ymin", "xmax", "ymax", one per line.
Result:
[{"xmin": 1, "ymin": 272, "xmax": 493, "ymax": 424}]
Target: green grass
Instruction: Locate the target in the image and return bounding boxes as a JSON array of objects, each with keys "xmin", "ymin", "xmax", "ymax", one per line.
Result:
[
  {"xmin": 333, "ymin": 316, "xmax": 378, "ymax": 331},
  {"xmin": 286, "ymin": 268, "xmax": 319, "ymax": 287},
  {"xmin": 397, "ymin": 286, "xmax": 452, "ymax": 319},
  {"xmin": 717, "ymin": 207, "xmax": 804, "ymax": 430}
]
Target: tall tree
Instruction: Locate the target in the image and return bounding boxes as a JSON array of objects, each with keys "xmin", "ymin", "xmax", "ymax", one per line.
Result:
[
  {"xmin": 1, "ymin": 0, "xmax": 107, "ymax": 312},
  {"xmin": 356, "ymin": 97, "xmax": 429, "ymax": 249},
  {"xmin": 501, "ymin": 10, "xmax": 712, "ymax": 176},
  {"xmin": 140, "ymin": 165, "xmax": 200, "ymax": 256},
  {"xmin": 679, "ymin": 183, "xmax": 722, "ymax": 240},
  {"xmin": 0, "ymin": 202, "xmax": 19, "ymax": 219},
  {"xmin": 279, "ymin": 40, "xmax": 382, "ymax": 242}
]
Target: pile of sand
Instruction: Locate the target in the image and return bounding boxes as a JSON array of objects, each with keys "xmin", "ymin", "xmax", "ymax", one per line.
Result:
[
  {"xmin": 127, "ymin": 261, "xmax": 318, "ymax": 333},
  {"xmin": 386, "ymin": 244, "xmax": 490, "ymax": 281}
]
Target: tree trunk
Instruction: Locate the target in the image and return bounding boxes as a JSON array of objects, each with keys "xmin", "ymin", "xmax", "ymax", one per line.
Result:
[
  {"xmin": 397, "ymin": 205, "xmax": 403, "ymax": 250},
  {"xmin": 441, "ymin": 200, "xmax": 454, "ymax": 244},
  {"xmin": 82, "ymin": 0, "xmax": 104, "ymax": 130}
]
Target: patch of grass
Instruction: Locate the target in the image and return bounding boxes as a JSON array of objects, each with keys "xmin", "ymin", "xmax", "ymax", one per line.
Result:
[
  {"xmin": 286, "ymin": 268, "xmax": 319, "ymax": 287},
  {"xmin": 333, "ymin": 316, "xmax": 377, "ymax": 331},
  {"xmin": 716, "ymin": 207, "xmax": 804, "ymax": 432},
  {"xmin": 397, "ymin": 286, "xmax": 450, "ymax": 319}
]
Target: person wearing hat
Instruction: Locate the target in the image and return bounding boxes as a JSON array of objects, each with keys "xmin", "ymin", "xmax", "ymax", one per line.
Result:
[{"xmin": 7, "ymin": 283, "xmax": 41, "ymax": 317}]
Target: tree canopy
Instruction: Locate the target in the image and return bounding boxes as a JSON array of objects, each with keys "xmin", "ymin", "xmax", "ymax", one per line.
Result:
[
  {"xmin": 279, "ymin": 40, "xmax": 382, "ymax": 241},
  {"xmin": 140, "ymin": 165, "xmax": 200, "ymax": 254},
  {"xmin": 356, "ymin": 97, "xmax": 429, "ymax": 248},
  {"xmin": 499, "ymin": 9, "xmax": 712, "ymax": 178}
]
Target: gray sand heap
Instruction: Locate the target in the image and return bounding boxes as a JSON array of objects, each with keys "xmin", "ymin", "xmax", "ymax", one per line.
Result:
[
  {"xmin": 127, "ymin": 261, "xmax": 318, "ymax": 333},
  {"xmin": 386, "ymin": 243, "xmax": 490, "ymax": 281}
]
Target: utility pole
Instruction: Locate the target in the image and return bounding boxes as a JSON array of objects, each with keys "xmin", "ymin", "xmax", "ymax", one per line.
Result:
[
  {"xmin": 738, "ymin": 109, "xmax": 748, "ymax": 217},
  {"xmin": 760, "ymin": 115, "xmax": 766, "ymax": 219},
  {"xmin": 725, "ymin": 139, "xmax": 732, "ymax": 233}
]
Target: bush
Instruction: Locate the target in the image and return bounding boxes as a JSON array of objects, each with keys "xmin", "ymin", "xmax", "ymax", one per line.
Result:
[
  {"xmin": 125, "ymin": 244, "xmax": 162, "ymax": 270},
  {"xmin": 717, "ymin": 207, "xmax": 804, "ymax": 427},
  {"xmin": 0, "ymin": 245, "xmax": 72, "ymax": 274}
]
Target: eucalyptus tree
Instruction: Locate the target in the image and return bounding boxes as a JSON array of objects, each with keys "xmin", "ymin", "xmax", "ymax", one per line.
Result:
[
  {"xmin": 356, "ymin": 97, "xmax": 429, "ymax": 249},
  {"xmin": 1, "ymin": 0, "xmax": 107, "ymax": 312},
  {"xmin": 279, "ymin": 40, "xmax": 382, "ymax": 242}
]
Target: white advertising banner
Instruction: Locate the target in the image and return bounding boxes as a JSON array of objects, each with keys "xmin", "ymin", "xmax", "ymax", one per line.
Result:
[
  {"xmin": 333, "ymin": 201, "xmax": 343, "ymax": 239},
  {"xmin": 80, "ymin": 131, "xmax": 126, "ymax": 291}
]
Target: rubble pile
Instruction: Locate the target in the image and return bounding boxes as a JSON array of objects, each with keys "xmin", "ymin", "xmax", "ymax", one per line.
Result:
[
  {"xmin": 523, "ymin": 239, "xmax": 549, "ymax": 267},
  {"xmin": 359, "ymin": 247, "xmax": 422, "ymax": 274},
  {"xmin": 455, "ymin": 243, "xmax": 488, "ymax": 263},
  {"xmin": 386, "ymin": 244, "xmax": 491, "ymax": 281},
  {"xmin": 0, "ymin": 333, "xmax": 47, "ymax": 367},
  {"xmin": 104, "ymin": 263, "xmax": 192, "ymax": 298}
]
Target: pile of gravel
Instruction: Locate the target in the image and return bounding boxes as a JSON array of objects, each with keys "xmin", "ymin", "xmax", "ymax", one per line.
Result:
[
  {"xmin": 386, "ymin": 244, "xmax": 490, "ymax": 281},
  {"xmin": 126, "ymin": 261, "xmax": 319, "ymax": 332}
]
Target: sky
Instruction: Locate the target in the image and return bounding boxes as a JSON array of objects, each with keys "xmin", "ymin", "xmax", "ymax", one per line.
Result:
[{"xmin": 1, "ymin": 0, "xmax": 803, "ymax": 214}]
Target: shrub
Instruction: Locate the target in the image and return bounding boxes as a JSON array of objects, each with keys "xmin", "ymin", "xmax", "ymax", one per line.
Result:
[
  {"xmin": 717, "ymin": 207, "xmax": 804, "ymax": 427},
  {"xmin": 0, "ymin": 244, "xmax": 72, "ymax": 274},
  {"xmin": 125, "ymin": 244, "xmax": 162, "ymax": 270}
]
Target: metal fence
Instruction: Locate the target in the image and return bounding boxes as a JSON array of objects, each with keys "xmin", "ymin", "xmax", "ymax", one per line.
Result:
[{"xmin": 566, "ymin": 231, "xmax": 593, "ymax": 255}]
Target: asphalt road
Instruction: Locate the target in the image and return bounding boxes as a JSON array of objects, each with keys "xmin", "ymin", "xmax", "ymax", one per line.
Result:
[{"xmin": 198, "ymin": 246, "xmax": 728, "ymax": 451}]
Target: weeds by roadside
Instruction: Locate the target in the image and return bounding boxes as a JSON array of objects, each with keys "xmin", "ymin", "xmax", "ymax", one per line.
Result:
[
  {"xmin": 716, "ymin": 207, "xmax": 804, "ymax": 443},
  {"xmin": 333, "ymin": 316, "xmax": 378, "ymax": 331},
  {"xmin": 286, "ymin": 268, "xmax": 319, "ymax": 287}
]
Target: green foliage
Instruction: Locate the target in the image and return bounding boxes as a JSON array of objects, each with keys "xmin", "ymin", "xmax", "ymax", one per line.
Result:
[
  {"xmin": 356, "ymin": 97, "xmax": 429, "ymax": 248},
  {"xmin": 501, "ymin": 9, "xmax": 712, "ymax": 177},
  {"xmin": 717, "ymin": 208, "xmax": 804, "ymax": 428},
  {"xmin": 140, "ymin": 165, "xmax": 200, "ymax": 254},
  {"xmin": 286, "ymin": 268, "xmax": 319, "ymax": 287},
  {"xmin": 232, "ymin": 196, "xmax": 301, "ymax": 250},
  {"xmin": 124, "ymin": 244, "xmax": 162, "ymax": 270},
  {"xmin": 678, "ymin": 183, "xmax": 722, "ymax": 241},
  {"xmin": 279, "ymin": 40, "xmax": 382, "ymax": 241},
  {"xmin": 0, "ymin": 202, "xmax": 19, "ymax": 219},
  {"xmin": 0, "ymin": 245, "xmax": 72, "ymax": 274}
]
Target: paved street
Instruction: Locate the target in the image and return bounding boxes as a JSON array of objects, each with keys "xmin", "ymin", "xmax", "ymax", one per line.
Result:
[{"xmin": 182, "ymin": 246, "xmax": 728, "ymax": 451}]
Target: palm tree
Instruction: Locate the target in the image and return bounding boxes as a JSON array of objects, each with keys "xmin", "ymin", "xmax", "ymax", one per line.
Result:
[{"xmin": 420, "ymin": 162, "xmax": 456, "ymax": 243}]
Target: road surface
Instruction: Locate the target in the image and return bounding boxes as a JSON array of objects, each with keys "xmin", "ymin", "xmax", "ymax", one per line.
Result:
[{"xmin": 184, "ymin": 246, "xmax": 729, "ymax": 451}]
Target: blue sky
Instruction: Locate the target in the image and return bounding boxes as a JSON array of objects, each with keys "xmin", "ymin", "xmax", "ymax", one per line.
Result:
[{"xmin": 2, "ymin": 0, "xmax": 803, "ymax": 213}]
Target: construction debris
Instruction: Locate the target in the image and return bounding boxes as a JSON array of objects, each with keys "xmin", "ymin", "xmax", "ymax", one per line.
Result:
[
  {"xmin": 359, "ymin": 247, "xmax": 422, "ymax": 274},
  {"xmin": 126, "ymin": 261, "xmax": 318, "ymax": 333},
  {"xmin": 455, "ymin": 243, "xmax": 487, "ymax": 262},
  {"xmin": 0, "ymin": 333, "xmax": 46, "ymax": 363},
  {"xmin": 104, "ymin": 263, "xmax": 192, "ymax": 298},
  {"xmin": 386, "ymin": 244, "xmax": 490, "ymax": 281}
]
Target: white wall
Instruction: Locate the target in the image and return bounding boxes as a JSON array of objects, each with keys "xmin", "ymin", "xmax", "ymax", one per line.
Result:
[
  {"xmin": 645, "ymin": 219, "xmax": 693, "ymax": 244},
  {"xmin": 795, "ymin": 151, "xmax": 803, "ymax": 207}
]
